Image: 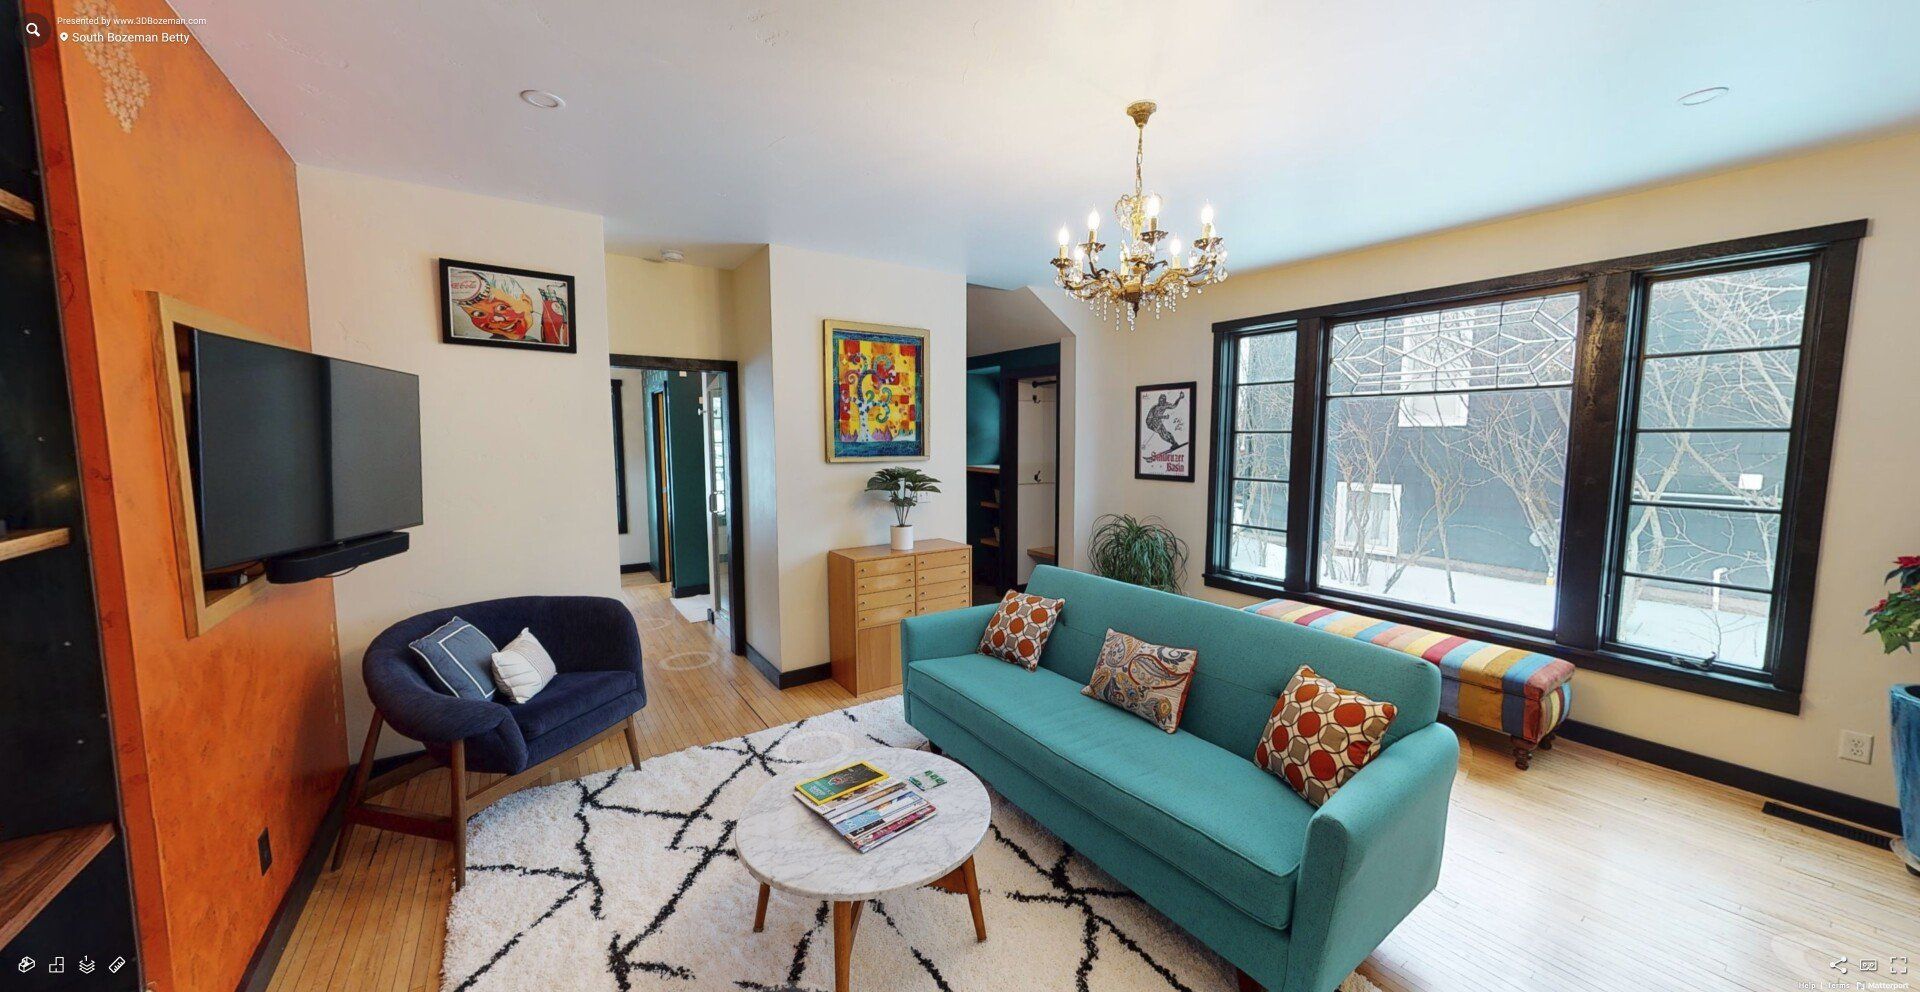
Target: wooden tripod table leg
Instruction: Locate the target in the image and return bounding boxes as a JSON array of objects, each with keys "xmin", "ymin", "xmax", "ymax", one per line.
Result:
[
  {"xmin": 753, "ymin": 882, "xmax": 770, "ymax": 933},
  {"xmin": 927, "ymin": 855, "xmax": 986, "ymax": 941},
  {"xmin": 832, "ymin": 900, "xmax": 862, "ymax": 992}
]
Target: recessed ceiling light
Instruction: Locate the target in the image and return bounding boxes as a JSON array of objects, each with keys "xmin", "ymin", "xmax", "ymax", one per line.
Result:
[
  {"xmin": 519, "ymin": 89, "xmax": 565, "ymax": 110},
  {"xmin": 660, "ymin": 249, "xmax": 686, "ymax": 263},
  {"xmin": 1678, "ymin": 86, "xmax": 1730, "ymax": 107}
]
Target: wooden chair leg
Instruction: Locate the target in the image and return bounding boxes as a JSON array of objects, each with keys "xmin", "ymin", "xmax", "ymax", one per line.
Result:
[
  {"xmin": 450, "ymin": 739, "xmax": 469, "ymax": 890},
  {"xmin": 624, "ymin": 713, "xmax": 644, "ymax": 770},
  {"xmin": 1538, "ymin": 730, "xmax": 1557, "ymax": 750},
  {"xmin": 1235, "ymin": 968, "xmax": 1264, "ymax": 992},
  {"xmin": 332, "ymin": 713, "xmax": 384, "ymax": 871}
]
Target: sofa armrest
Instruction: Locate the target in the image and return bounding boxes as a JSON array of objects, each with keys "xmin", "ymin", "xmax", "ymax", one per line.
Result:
[
  {"xmin": 901, "ymin": 604, "xmax": 998, "ymax": 664},
  {"xmin": 1282, "ymin": 722, "xmax": 1457, "ymax": 992},
  {"xmin": 366, "ymin": 654, "xmax": 517, "ymax": 745}
]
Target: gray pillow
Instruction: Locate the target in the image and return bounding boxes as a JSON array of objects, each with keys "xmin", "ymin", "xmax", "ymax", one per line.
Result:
[{"xmin": 409, "ymin": 617, "xmax": 500, "ymax": 701}]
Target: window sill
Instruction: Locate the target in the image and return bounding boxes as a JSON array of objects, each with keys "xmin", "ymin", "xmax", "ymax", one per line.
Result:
[{"xmin": 1203, "ymin": 571, "xmax": 1803, "ymax": 715}]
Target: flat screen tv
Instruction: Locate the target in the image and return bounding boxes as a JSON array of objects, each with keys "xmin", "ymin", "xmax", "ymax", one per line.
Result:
[{"xmin": 190, "ymin": 329, "xmax": 423, "ymax": 572}]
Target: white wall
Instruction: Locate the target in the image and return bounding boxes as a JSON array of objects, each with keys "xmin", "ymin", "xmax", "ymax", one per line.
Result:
[
  {"xmin": 761, "ymin": 245, "xmax": 968, "ymax": 670},
  {"xmin": 299, "ymin": 165, "xmax": 621, "ymax": 756},
  {"xmin": 1040, "ymin": 128, "xmax": 1920, "ymax": 805},
  {"xmin": 729, "ymin": 249, "xmax": 782, "ymax": 662},
  {"xmin": 614, "ymin": 367, "xmax": 651, "ymax": 567},
  {"xmin": 606, "ymin": 253, "xmax": 734, "ymax": 359}
]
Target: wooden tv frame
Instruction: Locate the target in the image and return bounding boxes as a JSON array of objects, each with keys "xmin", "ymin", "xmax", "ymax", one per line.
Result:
[{"xmin": 149, "ymin": 293, "xmax": 270, "ymax": 637}]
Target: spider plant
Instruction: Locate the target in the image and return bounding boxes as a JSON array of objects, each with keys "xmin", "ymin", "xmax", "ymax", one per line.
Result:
[{"xmin": 1086, "ymin": 513, "xmax": 1188, "ymax": 592}]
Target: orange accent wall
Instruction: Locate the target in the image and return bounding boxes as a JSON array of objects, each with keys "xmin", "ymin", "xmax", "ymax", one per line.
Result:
[{"xmin": 28, "ymin": 2, "xmax": 348, "ymax": 990}]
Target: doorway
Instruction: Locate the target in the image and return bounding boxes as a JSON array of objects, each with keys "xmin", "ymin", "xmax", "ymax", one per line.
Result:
[
  {"xmin": 965, "ymin": 351, "xmax": 1061, "ymax": 598},
  {"xmin": 610, "ymin": 354, "xmax": 747, "ymax": 653}
]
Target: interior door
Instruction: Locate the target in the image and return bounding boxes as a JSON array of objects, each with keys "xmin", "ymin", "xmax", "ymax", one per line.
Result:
[{"xmin": 702, "ymin": 371, "xmax": 733, "ymax": 644}]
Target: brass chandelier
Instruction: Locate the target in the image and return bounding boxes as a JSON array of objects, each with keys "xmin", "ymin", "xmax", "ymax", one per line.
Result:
[{"xmin": 1050, "ymin": 101, "xmax": 1226, "ymax": 329}]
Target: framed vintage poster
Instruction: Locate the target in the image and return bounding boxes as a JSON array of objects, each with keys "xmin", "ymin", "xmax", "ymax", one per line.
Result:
[
  {"xmin": 1135, "ymin": 381, "xmax": 1196, "ymax": 481},
  {"xmin": 439, "ymin": 258, "xmax": 577, "ymax": 353},
  {"xmin": 824, "ymin": 319, "xmax": 928, "ymax": 462}
]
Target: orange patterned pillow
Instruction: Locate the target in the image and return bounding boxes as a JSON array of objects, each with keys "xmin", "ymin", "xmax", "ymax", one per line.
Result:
[
  {"xmin": 1253, "ymin": 665, "xmax": 1397, "ymax": 807},
  {"xmin": 978, "ymin": 591, "xmax": 1064, "ymax": 670}
]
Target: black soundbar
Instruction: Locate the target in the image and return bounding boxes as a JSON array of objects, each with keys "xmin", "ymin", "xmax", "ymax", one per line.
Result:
[{"xmin": 266, "ymin": 531, "xmax": 410, "ymax": 583}]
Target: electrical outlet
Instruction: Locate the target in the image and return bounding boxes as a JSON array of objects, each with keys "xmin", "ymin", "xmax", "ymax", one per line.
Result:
[
  {"xmin": 1839, "ymin": 730, "xmax": 1874, "ymax": 764},
  {"xmin": 257, "ymin": 828, "xmax": 273, "ymax": 874}
]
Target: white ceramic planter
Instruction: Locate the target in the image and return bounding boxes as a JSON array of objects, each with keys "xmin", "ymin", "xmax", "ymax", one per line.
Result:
[{"xmin": 890, "ymin": 525, "xmax": 915, "ymax": 552}]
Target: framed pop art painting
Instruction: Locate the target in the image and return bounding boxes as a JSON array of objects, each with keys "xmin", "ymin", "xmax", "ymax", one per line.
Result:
[
  {"xmin": 1136, "ymin": 381, "xmax": 1195, "ymax": 481},
  {"xmin": 439, "ymin": 259, "xmax": 576, "ymax": 353},
  {"xmin": 824, "ymin": 320, "xmax": 928, "ymax": 462}
]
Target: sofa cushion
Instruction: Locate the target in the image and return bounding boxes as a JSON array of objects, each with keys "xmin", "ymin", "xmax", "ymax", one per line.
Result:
[
  {"xmin": 910, "ymin": 653, "xmax": 1311, "ymax": 929},
  {"xmin": 1082, "ymin": 628, "xmax": 1199, "ymax": 733},
  {"xmin": 1254, "ymin": 666, "xmax": 1398, "ymax": 807},
  {"xmin": 409, "ymin": 617, "xmax": 500, "ymax": 701},
  {"xmin": 509, "ymin": 671, "xmax": 639, "ymax": 740},
  {"xmin": 490, "ymin": 628, "xmax": 559, "ymax": 704},
  {"xmin": 979, "ymin": 591, "xmax": 1065, "ymax": 670}
]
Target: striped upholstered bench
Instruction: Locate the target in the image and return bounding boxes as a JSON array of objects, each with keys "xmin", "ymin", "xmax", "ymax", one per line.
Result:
[{"xmin": 1245, "ymin": 599, "xmax": 1575, "ymax": 769}]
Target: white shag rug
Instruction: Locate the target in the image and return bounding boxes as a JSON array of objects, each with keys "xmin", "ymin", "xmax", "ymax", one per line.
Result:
[{"xmin": 443, "ymin": 697, "xmax": 1382, "ymax": 992}]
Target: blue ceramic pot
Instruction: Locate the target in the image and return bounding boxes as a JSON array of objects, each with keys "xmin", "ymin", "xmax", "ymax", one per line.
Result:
[{"xmin": 1894, "ymin": 684, "xmax": 1920, "ymax": 874}]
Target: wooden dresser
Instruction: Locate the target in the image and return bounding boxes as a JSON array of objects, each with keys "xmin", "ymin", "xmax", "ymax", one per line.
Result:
[{"xmin": 827, "ymin": 538, "xmax": 973, "ymax": 694}]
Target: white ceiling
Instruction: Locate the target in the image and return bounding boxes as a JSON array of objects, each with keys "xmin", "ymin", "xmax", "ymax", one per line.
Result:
[{"xmin": 178, "ymin": 1, "xmax": 1920, "ymax": 288}]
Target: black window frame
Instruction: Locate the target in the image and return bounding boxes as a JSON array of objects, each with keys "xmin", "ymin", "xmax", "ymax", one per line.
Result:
[{"xmin": 1205, "ymin": 221, "xmax": 1865, "ymax": 713}]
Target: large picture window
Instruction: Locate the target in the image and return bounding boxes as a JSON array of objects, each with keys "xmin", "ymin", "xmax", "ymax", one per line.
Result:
[
  {"xmin": 1206, "ymin": 222, "xmax": 1863, "ymax": 710},
  {"xmin": 1317, "ymin": 291, "xmax": 1578, "ymax": 630}
]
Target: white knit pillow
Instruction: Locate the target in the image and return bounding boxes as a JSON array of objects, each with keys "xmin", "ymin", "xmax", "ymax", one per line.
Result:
[{"xmin": 490, "ymin": 628, "xmax": 557, "ymax": 704}]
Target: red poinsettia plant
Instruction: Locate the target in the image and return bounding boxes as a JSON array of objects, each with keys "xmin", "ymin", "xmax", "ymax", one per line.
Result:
[{"xmin": 1865, "ymin": 555, "xmax": 1920, "ymax": 653}]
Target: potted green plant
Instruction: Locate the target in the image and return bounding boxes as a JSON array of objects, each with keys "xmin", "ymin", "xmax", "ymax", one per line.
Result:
[
  {"xmin": 1866, "ymin": 555, "xmax": 1920, "ymax": 876},
  {"xmin": 1086, "ymin": 513, "xmax": 1188, "ymax": 592},
  {"xmin": 866, "ymin": 467, "xmax": 941, "ymax": 551}
]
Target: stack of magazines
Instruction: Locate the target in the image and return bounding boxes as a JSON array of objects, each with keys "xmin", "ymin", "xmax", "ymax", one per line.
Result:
[{"xmin": 793, "ymin": 760, "xmax": 937, "ymax": 853}]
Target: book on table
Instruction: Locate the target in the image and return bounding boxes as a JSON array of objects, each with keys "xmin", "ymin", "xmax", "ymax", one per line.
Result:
[{"xmin": 794, "ymin": 764, "xmax": 938, "ymax": 853}]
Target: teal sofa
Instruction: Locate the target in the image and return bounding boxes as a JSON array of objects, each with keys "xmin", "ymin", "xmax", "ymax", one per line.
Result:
[{"xmin": 901, "ymin": 566, "xmax": 1456, "ymax": 992}]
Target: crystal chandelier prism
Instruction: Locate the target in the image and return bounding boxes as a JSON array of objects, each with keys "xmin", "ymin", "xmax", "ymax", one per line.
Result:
[{"xmin": 1050, "ymin": 101, "xmax": 1227, "ymax": 329}]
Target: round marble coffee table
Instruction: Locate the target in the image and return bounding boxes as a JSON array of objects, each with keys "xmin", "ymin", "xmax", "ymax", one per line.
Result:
[{"xmin": 736, "ymin": 745, "xmax": 991, "ymax": 992}]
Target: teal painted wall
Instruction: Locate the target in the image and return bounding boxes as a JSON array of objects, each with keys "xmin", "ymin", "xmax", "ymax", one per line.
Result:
[
  {"xmin": 966, "ymin": 369, "xmax": 1001, "ymax": 466},
  {"xmin": 642, "ymin": 369, "xmax": 666, "ymax": 572},
  {"xmin": 663, "ymin": 372, "xmax": 710, "ymax": 592}
]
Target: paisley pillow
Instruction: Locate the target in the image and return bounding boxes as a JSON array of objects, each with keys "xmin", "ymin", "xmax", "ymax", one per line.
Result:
[
  {"xmin": 1081, "ymin": 629, "xmax": 1199, "ymax": 733},
  {"xmin": 978, "ymin": 591, "xmax": 1064, "ymax": 670}
]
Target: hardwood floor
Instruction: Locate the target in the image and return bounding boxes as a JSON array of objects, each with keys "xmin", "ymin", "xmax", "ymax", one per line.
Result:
[{"xmin": 267, "ymin": 575, "xmax": 1920, "ymax": 991}]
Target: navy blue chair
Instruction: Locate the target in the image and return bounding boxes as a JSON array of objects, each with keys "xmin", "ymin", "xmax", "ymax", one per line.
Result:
[{"xmin": 330, "ymin": 596, "xmax": 647, "ymax": 887}]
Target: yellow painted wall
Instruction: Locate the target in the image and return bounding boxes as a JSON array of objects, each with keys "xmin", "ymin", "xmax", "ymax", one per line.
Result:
[{"xmin": 1041, "ymin": 127, "xmax": 1920, "ymax": 805}]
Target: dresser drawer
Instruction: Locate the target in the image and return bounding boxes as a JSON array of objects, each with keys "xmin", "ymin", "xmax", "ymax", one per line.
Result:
[
  {"xmin": 857, "ymin": 602, "xmax": 917, "ymax": 628},
  {"xmin": 916, "ymin": 578, "xmax": 969, "ymax": 603},
  {"xmin": 856, "ymin": 586, "xmax": 915, "ymax": 612},
  {"xmin": 915, "ymin": 548, "xmax": 969, "ymax": 573},
  {"xmin": 916, "ymin": 594, "xmax": 973, "ymax": 615},
  {"xmin": 855, "ymin": 570, "xmax": 916, "ymax": 595},
  {"xmin": 854, "ymin": 555, "xmax": 914, "ymax": 578},
  {"xmin": 916, "ymin": 562, "xmax": 969, "ymax": 586}
]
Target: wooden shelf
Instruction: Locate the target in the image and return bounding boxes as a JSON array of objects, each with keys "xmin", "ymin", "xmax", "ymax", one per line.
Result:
[
  {"xmin": 0, "ymin": 527, "xmax": 71, "ymax": 563},
  {"xmin": 0, "ymin": 188, "xmax": 35, "ymax": 224},
  {"xmin": 0, "ymin": 823, "xmax": 115, "ymax": 947},
  {"xmin": 978, "ymin": 536, "xmax": 1000, "ymax": 548},
  {"xmin": 1027, "ymin": 546, "xmax": 1057, "ymax": 564},
  {"xmin": 979, "ymin": 500, "xmax": 999, "ymax": 510},
  {"xmin": 966, "ymin": 465, "xmax": 1000, "ymax": 475}
]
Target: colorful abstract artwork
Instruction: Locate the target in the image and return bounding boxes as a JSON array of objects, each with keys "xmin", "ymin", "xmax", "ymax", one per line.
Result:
[
  {"xmin": 824, "ymin": 320, "xmax": 928, "ymax": 462},
  {"xmin": 439, "ymin": 258, "xmax": 576, "ymax": 353}
]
